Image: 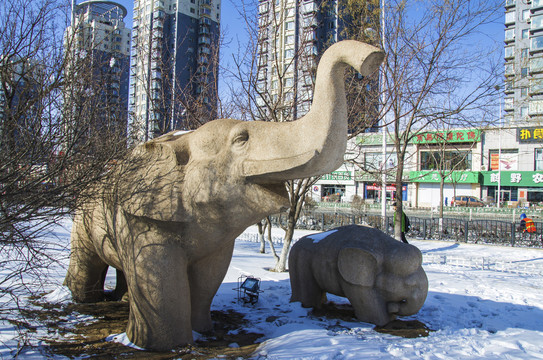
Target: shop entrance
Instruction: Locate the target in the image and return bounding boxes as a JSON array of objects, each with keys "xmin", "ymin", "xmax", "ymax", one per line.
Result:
[{"xmin": 322, "ymin": 185, "xmax": 346, "ymax": 202}]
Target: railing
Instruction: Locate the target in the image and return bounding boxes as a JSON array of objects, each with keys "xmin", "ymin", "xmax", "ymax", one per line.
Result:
[
  {"xmin": 317, "ymin": 202, "xmax": 543, "ymax": 218},
  {"xmin": 261, "ymin": 211, "xmax": 543, "ymax": 249}
]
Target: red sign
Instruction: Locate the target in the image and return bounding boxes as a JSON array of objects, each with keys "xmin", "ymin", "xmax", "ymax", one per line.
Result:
[{"xmin": 490, "ymin": 154, "xmax": 499, "ymax": 170}]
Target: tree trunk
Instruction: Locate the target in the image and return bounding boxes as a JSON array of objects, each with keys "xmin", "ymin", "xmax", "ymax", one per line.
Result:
[
  {"xmin": 274, "ymin": 208, "xmax": 296, "ymax": 272},
  {"xmin": 266, "ymin": 217, "xmax": 279, "ymax": 261},
  {"xmin": 257, "ymin": 220, "xmax": 266, "ymax": 253}
]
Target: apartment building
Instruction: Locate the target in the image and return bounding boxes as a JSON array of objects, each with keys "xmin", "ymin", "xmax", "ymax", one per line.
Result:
[
  {"xmin": 64, "ymin": 0, "xmax": 131, "ymax": 142},
  {"xmin": 256, "ymin": 0, "xmax": 380, "ymax": 132},
  {"xmin": 505, "ymin": 0, "xmax": 543, "ymax": 125},
  {"xmin": 130, "ymin": 0, "xmax": 221, "ymax": 142}
]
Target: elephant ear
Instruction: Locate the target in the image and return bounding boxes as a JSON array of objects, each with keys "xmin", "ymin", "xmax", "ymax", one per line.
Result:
[
  {"xmin": 120, "ymin": 138, "xmax": 189, "ymax": 222},
  {"xmin": 338, "ymin": 248, "xmax": 377, "ymax": 287}
]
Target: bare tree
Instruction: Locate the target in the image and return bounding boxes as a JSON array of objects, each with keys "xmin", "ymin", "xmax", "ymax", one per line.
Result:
[
  {"xmin": 0, "ymin": 0, "xmax": 130, "ymax": 336},
  {"xmin": 377, "ymin": 0, "xmax": 503, "ymax": 240},
  {"xmin": 225, "ymin": 0, "xmax": 383, "ymax": 271}
]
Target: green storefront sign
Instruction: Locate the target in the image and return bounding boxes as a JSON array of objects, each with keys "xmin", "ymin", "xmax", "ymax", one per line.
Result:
[
  {"xmin": 409, "ymin": 171, "xmax": 481, "ymax": 183},
  {"xmin": 412, "ymin": 129, "xmax": 481, "ymax": 144},
  {"xmin": 481, "ymin": 171, "xmax": 543, "ymax": 187}
]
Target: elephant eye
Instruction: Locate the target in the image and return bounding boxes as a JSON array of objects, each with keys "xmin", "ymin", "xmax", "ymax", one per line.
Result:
[{"xmin": 232, "ymin": 130, "xmax": 249, "ymax": 146}]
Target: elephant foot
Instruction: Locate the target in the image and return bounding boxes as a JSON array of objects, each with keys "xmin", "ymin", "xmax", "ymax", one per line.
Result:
[
  {"xmin": 191, "ymin": 312, "xmax": 213, "ymax": 333},
  {"xmin": 64, "ymin": 273, "xmax": 105, "ymax": 303},
  {"xmin": 126, "ymin": 317, "xmax": 193, "ymax": 351}
]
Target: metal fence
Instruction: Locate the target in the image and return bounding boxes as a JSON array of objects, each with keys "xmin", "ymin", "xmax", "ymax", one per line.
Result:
[{"xmin": 266, "ymin": 212, "xmax": 543, "ymax": 249}]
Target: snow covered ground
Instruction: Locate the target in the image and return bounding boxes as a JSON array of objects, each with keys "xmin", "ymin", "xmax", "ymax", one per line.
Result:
[{"xmin": 2, "ymin": 221, "xmax": 543, "ymax": 359}]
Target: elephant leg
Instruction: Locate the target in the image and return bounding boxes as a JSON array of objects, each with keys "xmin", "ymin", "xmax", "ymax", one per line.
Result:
[
  {"xmin": 188, "ymin": 242, "xmax": 235, "ymax": 333},
  {"xmin": 112, "ymin": 269, "xmax": 128, "ymax": 301},
  {"xmin": 344, "ymin": 287, "xmax": 392, "ymax": 326},
  {"xmin": 289, "ymin": 253, "xmax": 326, "ymax": 308},
  {"xmin": 64, "ymin": 218, "xmax": 108, "ymax": 303},
  {"xmin": 125, "ymin": 244, "xmax": 192, "ymax": 351}
]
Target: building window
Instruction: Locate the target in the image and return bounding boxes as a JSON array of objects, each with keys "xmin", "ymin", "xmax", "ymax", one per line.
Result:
[
  {"xmin": 533, "ymin": 14, "xmax": 543, "ymax": 30},
  {"xmin": 521, "ymin": 67, "xmax": 528, "ymax": 77},
  {"xmin": 286, "ymin": 21, "xmax": 295, "ymax": 30},
  {"xmin": 520, "ymin": 105, "xmax": 528, "ymax": 117},
  {"xmin": 521, "ymin": 87, "xmax": 528, "ymax": 97},
  {"xmin": 505, "ymin": 46, "xmax": 514, "ymax": 58},
  {"xmin": 285, "ymin": 77, "xmax": 294, "ymax": 87},
  {"xmin": 505, "ymin": 11, "xmax": 515, "ymax": 24},
  {"xmin": 530, "ymin": 79, "xmax": 543, "ymax": 94},
  {"xmin": 522, "ymin": 9, "xmax": 530, "ymax": 21},
  {"xmin": 522, "ymin": 29, "xmax": 529, "ymax": 39},
  {"xmin": 420, "ymin": 151, "xmax": 472, "ymax": 171},
  {"xmin": 532, "ymin": 36, "xmax": 543, "ymax": 51},
  {"xmin": 536, "ymin": 149, "xmax": 543, "ymax": 170},
  {"xmin": 505, "ymin": 28, "xmax": 515, "ymax": 41},
  {"xmin": 190, "ymin": 7, "xmax": 195, "ymax": 13},
  {"xmin": 521, "ymin": 48, "xmax": 529, "ymax": 58}
]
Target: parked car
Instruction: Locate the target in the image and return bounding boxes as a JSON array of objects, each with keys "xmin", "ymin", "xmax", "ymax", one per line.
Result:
[{"xmin": 451, "ymin": 195, "xmax": 484, "ymax": 207}]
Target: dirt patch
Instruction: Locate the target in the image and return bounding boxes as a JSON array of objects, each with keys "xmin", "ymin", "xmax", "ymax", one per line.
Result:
[
  {"xmin": 311, "ymin": 302, "xmax": 432, "ymax": 338},
  {"xmin": 375, "ymin": 320, "xmax": 433, "ymax": 338},
  {"xmin": 22, "ymin": 300, "xmax": 264, "ymax": 359}
]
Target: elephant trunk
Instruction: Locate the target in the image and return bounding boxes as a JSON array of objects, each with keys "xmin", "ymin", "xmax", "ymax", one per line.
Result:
[{"xmin": 243, "ymin": 40, "xmax": 384, "ymax": 182}]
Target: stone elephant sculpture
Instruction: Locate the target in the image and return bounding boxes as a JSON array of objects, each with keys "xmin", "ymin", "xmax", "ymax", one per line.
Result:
[
  {"xmin": 289, "ymin": 225, "xmax": 428, "ymax": 326},
  {"xmin": 64, "ymin": 40, "xmax": 384, "ymax": 351}
]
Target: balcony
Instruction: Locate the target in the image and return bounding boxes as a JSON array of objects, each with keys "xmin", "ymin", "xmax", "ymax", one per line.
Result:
[
  {"xmin": 199, "ymin": 35, "xmax": 211, "ymax": 45},
  {"xmin": 200, "ymin": 7, "xmax": 212, "ymax": 18},
  {"xmin": 154, "ymin": 10, "xmax": 165, "ymax": 20},
  {"xmin": 532, "ymin": 14, "xmax": 543, "ymax": 31},
  {"xmin": 530, "ymin": 79, "xmax": 543, "ymax": 94},
  {"xmin": 531, "ymin": 57, "xmax": 543, "ymax": 73},
  {"xmin": 505, "ymin": 11, "xmax": 515, "ymax": 25},
  {"xmin": 529, "ymin": 99, "xmax": 543, "ymax": 114},
  {"xmin": 533, "ymin": 0, "xmax": 543, "ymax": 9},
  {"xmin": 504, "ymin": 97, "xmax": 514, "ymax": 111}
]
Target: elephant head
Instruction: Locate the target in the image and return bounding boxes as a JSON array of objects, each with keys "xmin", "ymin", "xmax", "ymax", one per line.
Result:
[
  {"xmin": 337, "ymin": 240, "xmax": 428, "ymax": 326},
  {"xmin": 119, "ymin": 40, "xmax": 384, "ymax": 232}
]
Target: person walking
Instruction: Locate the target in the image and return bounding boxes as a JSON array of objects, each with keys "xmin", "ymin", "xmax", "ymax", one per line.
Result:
[{"xmin": 393, "ymin": 203, "xmax": 410, "ymax": 244}]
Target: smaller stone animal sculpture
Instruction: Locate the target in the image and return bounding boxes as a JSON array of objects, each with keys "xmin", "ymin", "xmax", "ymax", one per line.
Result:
[{"xmin": 289, "ymin": 225, "xmax": 428, "ymax": 326}]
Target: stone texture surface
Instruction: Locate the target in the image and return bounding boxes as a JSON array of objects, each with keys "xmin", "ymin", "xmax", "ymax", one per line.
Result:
[
  {"xmin": 64, "ymin": 40, "xmax": 384, "ymax": 351},
  {"xmin": 289, "ymin": 225, "xmax": 428, "ymax": 326}
]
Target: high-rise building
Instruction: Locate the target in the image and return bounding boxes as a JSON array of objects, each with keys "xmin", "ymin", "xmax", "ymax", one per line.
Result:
[
  {"xmin": 256, "ymin": 0, "xmax": 380, "ymax": 132},
  {"xmin": 0, "ymin": 56, "xmax": 45, "ymax": 154},
  {"xmin": 130, "ymin": 0, "xmax": 221, "ymax": 142},
  {"xmin": 64, "ymin": 0, "xmax": 131, "ymax": 144},
  {"xmin": 504, "ymin": 0, "xmax": 543, "ymax": 125}
]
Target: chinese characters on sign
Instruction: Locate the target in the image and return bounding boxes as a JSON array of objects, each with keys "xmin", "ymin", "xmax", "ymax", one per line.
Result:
[
  {"xmin": 413, "ymin": 129, "xmax": 481, "ymax": 144},
  {"xmin": 489, "ymin": 172, "xmax": 543, "ymax": 184},
  {"xmin": 517, "ymin": 127, "xmax": 543, "ymax": 143}
]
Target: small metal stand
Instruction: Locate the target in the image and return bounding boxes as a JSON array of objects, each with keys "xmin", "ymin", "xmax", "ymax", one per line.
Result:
[{"xmin": 236, "ymin": 275, "xmax": 262, "ymax": 304}]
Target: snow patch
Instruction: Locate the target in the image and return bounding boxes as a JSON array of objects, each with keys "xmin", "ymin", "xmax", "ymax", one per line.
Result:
[
  {"xmin": 44, "ymin": 286, "xmax": 72, "ymax": 304},
  {"xmin": 308, "ymin": 229, "xmax": 338, "ymax": 243},
  {"xmin": 106, "ymin": 333, "xmax": 146, "ymax": 351}
]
